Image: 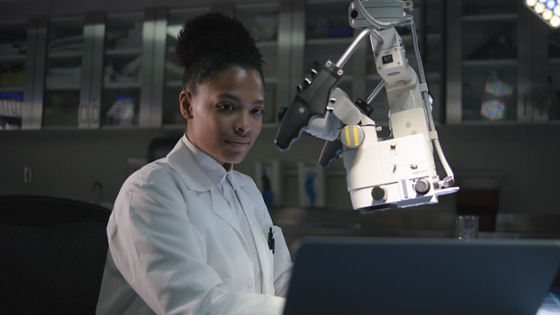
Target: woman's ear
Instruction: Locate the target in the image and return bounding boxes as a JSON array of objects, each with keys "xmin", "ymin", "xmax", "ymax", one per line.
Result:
[{"xmin": 179, "ymin": 90, "xmax": 193, "ymax": 119}]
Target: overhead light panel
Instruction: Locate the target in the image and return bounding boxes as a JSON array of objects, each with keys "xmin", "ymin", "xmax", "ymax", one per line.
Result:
[{"xmin": 526, "ymin": 0, "xmax": 560, "ymax": 28}]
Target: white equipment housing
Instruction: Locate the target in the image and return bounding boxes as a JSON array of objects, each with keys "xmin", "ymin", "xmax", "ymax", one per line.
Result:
[{"xmin": 275, "ymin": 0, "xmax": 458, "ymax": 212}]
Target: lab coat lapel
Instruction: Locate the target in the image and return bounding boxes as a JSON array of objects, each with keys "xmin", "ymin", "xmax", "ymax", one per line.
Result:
[
  {"xmin": 209, "ymin": 186, "xmax": 243, "ymax": 237},
  {"xmin": 166, "ymin": 138, "xmax": 212, "ymax": 192},
  {"xmin": 167, "ymin": 137, "xmax": 243, "ymax": 236},
  {"xmin": 235, "ymin": 184, "xmax": 274, "ymax": 295}
]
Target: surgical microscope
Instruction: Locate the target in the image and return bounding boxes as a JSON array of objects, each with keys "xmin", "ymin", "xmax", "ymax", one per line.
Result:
[{"xmin": 275, "ymin": 0, "xmax": 459, "ymax": 213}]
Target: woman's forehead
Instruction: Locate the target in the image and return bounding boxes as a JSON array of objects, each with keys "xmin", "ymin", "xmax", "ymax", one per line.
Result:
[
  {"xmin": 210, "ymin": 66, "xmax": 262, "ymax": 86},
  {"xmin": 199, "ymin": 66, "xmax": 264, "ymax": 99}
]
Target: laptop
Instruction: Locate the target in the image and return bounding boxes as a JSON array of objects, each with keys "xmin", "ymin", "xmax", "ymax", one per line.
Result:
[{"xmin": 283, "ymin": 237, "xmax": 560, "ymax": 315}]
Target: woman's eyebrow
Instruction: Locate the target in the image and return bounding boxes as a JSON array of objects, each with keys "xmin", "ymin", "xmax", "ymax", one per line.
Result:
[{"xmin": 218, "ymin": 92, "xmax": 264, "ymax": 106}]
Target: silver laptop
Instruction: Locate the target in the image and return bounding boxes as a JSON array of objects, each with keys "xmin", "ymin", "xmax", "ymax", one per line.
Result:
[{"xmin": 283, "ymin": 237, "xmax": 560, "ymax": 315}]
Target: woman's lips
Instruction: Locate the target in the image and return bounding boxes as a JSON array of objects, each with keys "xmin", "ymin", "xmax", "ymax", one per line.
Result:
[{"xmin": 225, "ymin": 139, "xmax": 250, "ymax": 148}]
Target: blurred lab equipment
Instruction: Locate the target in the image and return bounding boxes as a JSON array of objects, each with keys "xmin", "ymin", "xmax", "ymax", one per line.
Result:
[
  {"xmin": 275, "ymin": 0, "xmax": 458, "ymax": 212},
  {"xmin": 455, "ymin": 215, "xmax": 479, "ymax": 240},
  {"xmin": 103, "ymin": 96, "xmax": 135, "ymax": 126},
  {"xmin": 480, "ymin": 71, "xmax": 513, "ymax": 121},
  {"xmin": 0, "ymin": 92, "xmax": 22, "ymax": 129}
]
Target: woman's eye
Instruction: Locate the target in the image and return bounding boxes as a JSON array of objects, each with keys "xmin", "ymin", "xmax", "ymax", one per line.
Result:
[
  {"xmin": 252, "ymin": 108, "xmax": 265, "ymax": 116},
  {"xmin": 216, "ymin": 103, "xmax": 234, "ymax": 111}
]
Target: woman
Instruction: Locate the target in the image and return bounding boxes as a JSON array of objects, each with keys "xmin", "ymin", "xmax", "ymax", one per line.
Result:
[{"xmin": 96, "ymin": 13, "xmax": 292, "ymax": 315}]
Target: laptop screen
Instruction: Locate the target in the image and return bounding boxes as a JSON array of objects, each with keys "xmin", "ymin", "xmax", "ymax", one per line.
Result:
[{"xmin": 283, "ymin": 237, "xmax": 560, "ymax": 315}]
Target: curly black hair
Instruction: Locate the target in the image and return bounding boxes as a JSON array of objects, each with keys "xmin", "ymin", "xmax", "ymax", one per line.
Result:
[{"xmin": 176, "ymin": 13, "xmax": 264, "ymax": 94}]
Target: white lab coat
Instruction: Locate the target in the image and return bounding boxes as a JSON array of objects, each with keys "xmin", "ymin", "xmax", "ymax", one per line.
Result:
[{"xmin": 95, "ymin": 137, "xmax": 292, "ymax": 315}]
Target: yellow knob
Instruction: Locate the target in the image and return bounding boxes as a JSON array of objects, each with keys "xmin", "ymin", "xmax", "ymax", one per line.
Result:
[{"xmin": 341, "ymin": 125, "xmax": 365, "ymax": 149}]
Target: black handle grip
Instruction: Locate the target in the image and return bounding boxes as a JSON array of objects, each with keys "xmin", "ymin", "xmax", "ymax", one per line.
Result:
[
  {"xmin": 274, "ymin": 95, "xmax": 313, "ymax": 150},
  {"xmin": 275, "ymin": 61, "xmax": 343, "ymax": 151},
  {"xmin": 319, "ymin": 139, "xmax": 343, "ymax": 168}
]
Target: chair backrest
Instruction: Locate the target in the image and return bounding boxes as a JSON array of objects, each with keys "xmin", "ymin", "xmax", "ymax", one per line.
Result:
[
  {"xmin": 147, "ymin": 136, "xmax": 179, "ymax": 162},
  {"xmin": 0, "ymin": 195, "xmax": 111, "ymax": 315}
]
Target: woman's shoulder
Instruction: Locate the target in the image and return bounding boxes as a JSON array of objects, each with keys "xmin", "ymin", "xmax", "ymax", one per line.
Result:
[
  {"xmin": 111, "ymin": 160, "xmax": 187, "ymax": 217},
  {"xmin": 123, "ymin": 158, "xmax": 182, "ymax": 191}
]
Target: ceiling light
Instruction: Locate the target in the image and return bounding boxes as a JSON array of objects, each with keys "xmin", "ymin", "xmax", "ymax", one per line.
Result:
[
  {"xmin": 526, "ymin": 0, "xmax": 560, "ymax": 28},
  {"xmin": 551, "ymin": 15, "xmax": 560, "ymax": 27}
]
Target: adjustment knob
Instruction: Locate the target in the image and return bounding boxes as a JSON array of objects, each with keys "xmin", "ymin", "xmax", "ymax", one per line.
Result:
[
  {"xmin": 414, "ymin": 178, "xmax": 431, "ymax": 195},
  {"xmin": 340, "ymin": 125, "xmax": 365, "ymax": 149},
  {"xmin": 371, "ymin": 186, "xmax": 387, "ymax": 202}
]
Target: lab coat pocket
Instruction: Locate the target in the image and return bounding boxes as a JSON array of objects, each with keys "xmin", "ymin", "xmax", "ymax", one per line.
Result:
[
  {"xmin": 264, "ymin": 225, "xmax": 285, "ymax": 262},
  {"xmin": 264, "ymin": 225, "xmax": 292, "ymax": 296},
  {"xmin": 264, "ymin": 226, "xmax": 276, "ymax": 253},
  {"xmin": 264, "ymin": 226, "xmax": 290, "ymax": 268},
  {"xmin": 263, "ymin": 225, "xmax": 278, "ymax": 266},
  {"xmin": 270, "ymin": 225, "xmax": 291, "ymax": 265},
  {"xmin": 257, "ymin": 225, "xmax": 276, "ymax": 295}
]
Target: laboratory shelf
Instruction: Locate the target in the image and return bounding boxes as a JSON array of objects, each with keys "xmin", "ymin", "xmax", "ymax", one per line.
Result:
[
  {"xmin": 256, "ymin": 41, "xmax": 277, "ymax": 49},
  {"xmin": 162, "ymin": 124, "xmax": 184, "ymax": 130},
  {"xmin": 306, "ymin": 37, "xmax": 353, "ymax": 46},
  {"xmin": 105, "ymin": 48, "xmax": 142, "ymax": 57},
  {"xmin": 0, "ymin": 0, "xmax": 451, "ymax": 130},
  {"xmin": 265, "ymin": 77, "xmax": 277, "ymax": 83},
  {"xmin": 103, "ymin": 82, "xmax": 141, "ymax": 89},
  {"xmin": 166, "ymin": 81, "xmax": 182, "ymax": 88},
  {"xmin": 0, "ymin": 55, "xmax": 25, "ymax": 62},
  {"xmin": 100, "ymin": 125, "xmax": 141, "ymax": 130},
  {"xmin": 461, "ymin": 59, "xmax": 518, "ymax": 67},
  {"xmin": 0, "ymin": 87, "xmax": 24, "ymax": 92},
  {"xmin": 461, "ymin": 13, "xmax": 518, "ymax": 22},
  {"xmin": 48, "ymin": 51, "xmax": 82, "ymax": 59},
  {"xmin": 44, "ymin": 84, "xmax": 81, "ymax": 90}
]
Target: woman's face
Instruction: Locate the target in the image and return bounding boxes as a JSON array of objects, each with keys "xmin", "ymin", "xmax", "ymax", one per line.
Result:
[{"xmin": 180, "ymin": 65, "xmax": 265, "ymax": 167}]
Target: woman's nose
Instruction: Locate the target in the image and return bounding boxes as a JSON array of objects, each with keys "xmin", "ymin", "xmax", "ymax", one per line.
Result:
[{"xmin": 234, "ymin": 112, "xmax": 250, "ymax": 134}]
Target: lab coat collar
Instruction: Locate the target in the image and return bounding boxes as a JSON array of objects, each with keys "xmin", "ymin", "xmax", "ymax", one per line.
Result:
[
  {"xmin": 181, "ymin": 136, "xmax": 231, "ymax": 187},
  {"xmin": 165, "ymin": 136, "xmax": 248, "ymax": 193}
]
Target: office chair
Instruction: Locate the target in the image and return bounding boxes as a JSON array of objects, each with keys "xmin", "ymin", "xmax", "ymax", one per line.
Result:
[{"xmin": 0, "ymin": 195, "xmax": 111, "ymax": 315}]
